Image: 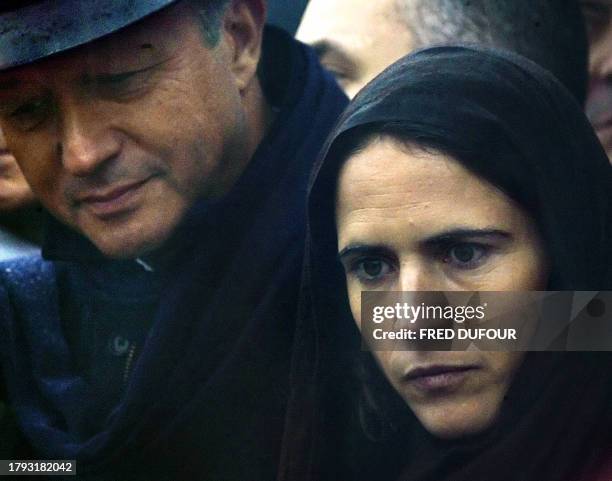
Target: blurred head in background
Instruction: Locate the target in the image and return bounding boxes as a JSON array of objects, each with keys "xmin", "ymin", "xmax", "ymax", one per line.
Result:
[
  {"xmin": 0, "ymin": 128, "xmax": 36, "ymax": 213},
  {"xmin": 297, "ymin": 0, "xmax": 588, "ymax": 103},
  {"xmin": 581, "ymin": 0, "xmax": 612, "ymax": 163},
  {"xmin": 0, "ymin": 126, "xmax": 41, "ymax": 259},
  {"xmin": 296, "ymin": 0, "xmax": 414, "ymax": 98}
]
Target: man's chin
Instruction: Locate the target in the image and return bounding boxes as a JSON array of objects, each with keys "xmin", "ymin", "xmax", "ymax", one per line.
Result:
[
  {"xmin": 599, "ymin": 141, "xmax": 612, "ymax": 165},
  {"xmin": 76, "ymin": 210, "xmax": 182, "ymax": 259},
  {"xmin": 89, "ymin": 232, "xmax": 169, "ymax": 259}
]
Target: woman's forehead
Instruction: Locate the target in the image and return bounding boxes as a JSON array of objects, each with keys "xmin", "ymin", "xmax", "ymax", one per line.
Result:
[
  {"xmin": 334, "ymin": 137, "xmax": 530, "ymax": 243},
  {"xmin": 336, "ymin": 137, "xmax": 502, "ymax": 209}
]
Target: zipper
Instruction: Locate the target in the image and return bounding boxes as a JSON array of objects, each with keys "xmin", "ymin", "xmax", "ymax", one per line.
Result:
[{"xmin": 122, "ymin": 344, "xmax": 137, "ymax": 386}]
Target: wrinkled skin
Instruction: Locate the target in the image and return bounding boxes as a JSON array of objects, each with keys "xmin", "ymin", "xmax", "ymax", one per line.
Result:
[{"xmin": 0, "ymin": 0, "xmax": 269, "ymax": 258}]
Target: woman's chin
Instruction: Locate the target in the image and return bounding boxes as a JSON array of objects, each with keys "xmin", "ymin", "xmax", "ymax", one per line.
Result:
[{"xmin": 412, "ymin": 400, "xmax": 500, "ymax": 440}]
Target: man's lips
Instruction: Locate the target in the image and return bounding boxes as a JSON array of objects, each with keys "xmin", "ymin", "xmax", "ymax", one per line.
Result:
[
  {"xmin": 77, "ymin": 178, "xmax": 149, "ymax": 204},
  {"xmin": 74, "ymin": 177, "xmax": 152, "ymax": 218}
]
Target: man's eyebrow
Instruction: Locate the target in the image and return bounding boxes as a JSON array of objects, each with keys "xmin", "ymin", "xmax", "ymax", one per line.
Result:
[
  {"xmin": 423, "ymin": 228, "xmax": 512, "ymax": 246},
  {"xmin": 82, "ymin": 58, "xmax": 169, "ymax": 81}
]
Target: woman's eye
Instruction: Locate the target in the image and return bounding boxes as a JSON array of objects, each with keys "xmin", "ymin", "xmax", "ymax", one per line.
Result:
[
  {"xmin": 443, "ymin": 243, "xmax": 489, "ymax": 270},
  {"xmin": 351, "ymin": 257, "xmax": 393, "ymax": 283}
]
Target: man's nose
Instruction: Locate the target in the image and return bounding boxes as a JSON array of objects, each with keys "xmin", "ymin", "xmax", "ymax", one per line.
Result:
[{"xmin": 59, "ymin": 102, "xmax": 121, "ymax": 177}]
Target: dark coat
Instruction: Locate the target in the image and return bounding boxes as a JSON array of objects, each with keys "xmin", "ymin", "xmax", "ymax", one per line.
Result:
[{"xmin": 0, "ymin": 26, "xmax": 348, "ymax": 481}]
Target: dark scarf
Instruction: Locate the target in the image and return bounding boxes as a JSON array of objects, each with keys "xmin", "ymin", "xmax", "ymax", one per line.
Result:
[
  {"xmin": 279, "ymin": 46, "xmax": 612, "ymax": 481},
  {"xmin": 0, "ymin": 26, "xmax": 347, "ymax": 480}
]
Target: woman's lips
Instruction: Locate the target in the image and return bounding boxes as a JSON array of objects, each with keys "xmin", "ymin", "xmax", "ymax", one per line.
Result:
[{"xmin": 404, "ymin": 364, "xmax": 478, "ymax": 391}]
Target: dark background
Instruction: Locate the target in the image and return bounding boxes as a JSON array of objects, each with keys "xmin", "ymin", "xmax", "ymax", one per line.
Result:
[{"xmin": 267, "ymin": 0, "xmax": 309, "ymax": 35}]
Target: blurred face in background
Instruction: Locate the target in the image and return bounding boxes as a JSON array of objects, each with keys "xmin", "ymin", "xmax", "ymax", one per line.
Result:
[
  {"xmin": 335, "ymin": 137, "xmax": 549, "ymax": 438},
  {"xmin": 0, "ymin": 128, "xmax": 36, "ymax": 213},
  {"xmin": 296, "ymin": 0, "xmax": 414, "ymax": 98},
  {"xmin": 581, "ymin": 0, "xmax": 612, "ymax": 163}
]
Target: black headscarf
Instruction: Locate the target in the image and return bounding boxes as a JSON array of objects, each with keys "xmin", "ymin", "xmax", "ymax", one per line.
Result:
[{"xmin": 279, "ymin": 45, "xmax": 612, "ymax": 481}]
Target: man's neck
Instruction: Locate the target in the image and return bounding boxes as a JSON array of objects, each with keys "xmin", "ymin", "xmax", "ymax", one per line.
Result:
[{"xmin": 206, "ymin": 77, "xmax": 276, "ymax": 199}]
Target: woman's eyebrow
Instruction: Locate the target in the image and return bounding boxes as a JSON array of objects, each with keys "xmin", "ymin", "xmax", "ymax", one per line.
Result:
[
  {"xmin": 423, "ymin": 228, "xmax": 512, "ymax": 245},
  {"xmin": 337, "ymin": 244, "xmax": 390, "ymax": 260}
]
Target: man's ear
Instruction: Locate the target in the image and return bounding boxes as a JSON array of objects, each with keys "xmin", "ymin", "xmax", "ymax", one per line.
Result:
[{"xmin": 222, "ymin": 0, "xmax": 266, "ymax": 92}]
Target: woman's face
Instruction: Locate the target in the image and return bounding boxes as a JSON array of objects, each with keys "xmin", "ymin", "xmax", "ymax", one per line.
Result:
[{"xmin": 335, "ymin": 137, "xmax": 549, "ymax": 439}]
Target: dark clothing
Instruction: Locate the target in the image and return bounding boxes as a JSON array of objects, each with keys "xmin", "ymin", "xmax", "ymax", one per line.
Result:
[
  {"xmin": 0, "ymin": 26, "xmax": 347, "ymax": 480},
  {"xmin": 0, "ymin": 207, "xmax": 42, "ymax": 261},
  {"xmin": 0, "ymin": 371, "xmax": 34, "ymax": 461},
  {"xmin": 280, "ymin": 46, "xmax": 612, "ymax": 481},
  {"xmin": 0, "ymin": 227, "xmax": 38, "ymax": 261}
]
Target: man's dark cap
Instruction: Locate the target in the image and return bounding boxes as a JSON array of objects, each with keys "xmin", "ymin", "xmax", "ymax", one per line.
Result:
[{"xmin": 0, "ymin": 0, "xmax": 179, "ymax": 71}]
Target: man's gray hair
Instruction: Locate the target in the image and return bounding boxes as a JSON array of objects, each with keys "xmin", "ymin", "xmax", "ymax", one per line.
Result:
[
  {"xmin": 191, "ymin": 0, "xmax": 232, "ymax": 46},
  {"xmin": 396, "ymin": 0, "xmax": 588, "ymax": 104}
]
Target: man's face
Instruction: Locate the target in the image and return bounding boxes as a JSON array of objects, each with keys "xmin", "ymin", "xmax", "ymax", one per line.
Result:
[
  {"xmin": 0, "ymin": 1, "xmax": 255, "ymax": 258},
  {"xmin": 581, "ymin": 0, "xmax": 612, "ymax": 162},
  {"xmin": 296, "ymin": 0, "xmax": 414, "ymax": 98}
]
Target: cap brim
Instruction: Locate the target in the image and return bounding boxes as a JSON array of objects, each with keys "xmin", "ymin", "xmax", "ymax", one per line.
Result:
[{"xmin": 0, "ymin": 0, "xmax": 177, "ymax": 70}]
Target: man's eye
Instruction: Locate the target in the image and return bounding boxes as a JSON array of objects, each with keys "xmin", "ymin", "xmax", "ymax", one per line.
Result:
[
  {"xmin": 96, "ymin": 71, "xmax": 139, "ymax": 86},
  {"xmin": 443, "ymin": 243, "xmax": 489, "ymax": 270},
  {"xmin": 92, "ymin": 71, "xmax": 140, "ymax": 93},
  {"xmin": 351, "ymin": 257, "xmax": 393, "ymax": 283},
  {"xmin": 89, "ymin": 67, "xmax": 154, "ymax": 98},
  {"xmin": 7, "ymin": 97, "xmax": 53, "ymax": 131},
  {"xmin": 325, "ymin": 67, "xmax": 350, "ymax": 82},
  {"xmin": 320, "ymin": 60, "xmax": 354, "ymax": 83}
]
